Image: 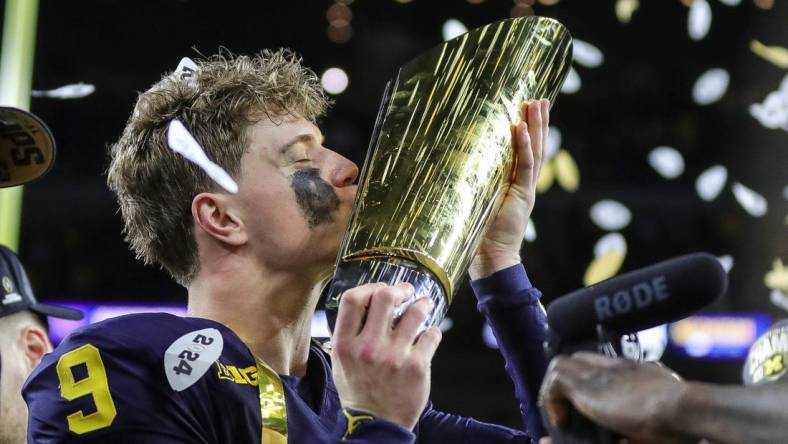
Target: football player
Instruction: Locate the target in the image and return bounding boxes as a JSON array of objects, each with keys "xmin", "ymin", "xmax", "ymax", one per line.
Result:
[{"xmin": 24, "ymin": 51, "xmax": 551, "ymax": 443}]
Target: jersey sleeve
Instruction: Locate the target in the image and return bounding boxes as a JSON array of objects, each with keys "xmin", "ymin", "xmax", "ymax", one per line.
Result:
[
  {"xmin": 417, "ymin": 404, "xmax": 536, "ymax": 443},
  {"xmin": 23, "ymin": 318, "xmax": 212, "ymax": 444},
  {"xmin": 470, "ymin": 263, "xmax": 549, "ymax": 438}
]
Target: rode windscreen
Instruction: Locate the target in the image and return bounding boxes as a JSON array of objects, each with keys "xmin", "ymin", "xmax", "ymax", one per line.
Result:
[{"xmin": 546, "ymin": 252, "xmax": 727, "ymax": 341}]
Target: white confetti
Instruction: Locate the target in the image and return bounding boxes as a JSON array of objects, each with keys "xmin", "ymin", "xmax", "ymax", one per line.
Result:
[
  {"xmin": 593, "ymin": 232, "xmax": 627, "ymax": 258},
  {"xmin": 31, "ymin": 82, "xmax": 95, "ymax": 99},
  {"xmin": 546, "ymin": 126, "xmax": 561, "ymax": 160},
  {"xmin": 439, "ymin": 317, "xmax": 454, "ymax": 333},
  {"xmin": 321, "ymin": 67, "xmax": 349, "ymax": 95},
  {"xmin": 717, "ymin": 0, "xmax": 741, "ymax": 5},
  {"xmin": 482, "ymin": 321, "xmax": 498, "ymax": 349},
  {"xmin": 695, "ymin": 165, "xmax": 728, "ymax": 201},
  {"xmin": 174, "ymin": 57, "xmax": 198, "ymax": 82},
  {"xmin": 717, "ymin": 255, "xmax": 734, "ymax": 273},
  {"xmin": 442, "ymin": 19, "xmax": 468, "ymax": 41},
  {"xmin": 311, "ymin": 310, "xmax": 331, "ymax": 338},
  {"xmin": 167, "ymin": 119, "xmax": 239, "ymax": 194},
  {"xmin": 561, "ymin": 66, "xmax": 581, "ymax": 94},
  {"xmin": 637, "ymin": 324, "xmax": 668, "ymax": 361},
  {"xmin": 590, "ymin": 200, "xmax": 632, "ymax": 231},
  {"xmin": 770, "ymin": 289, "xmax": 788, "ymax": 313},
  {"xmin": 648, "ymin": 146, "xmax": 685, "ymax": 179},
  {"xmin": 749, "ymin": 76, "xmax": 788, "ymax": 131},
  {"xmin": 524, "ymin": 219, "xmax": 537, "ymax": 242},
  {"xmin": 572, "ymin": 39, "xmax": 604, "ymax": 68},
  {"xmin": 692, "ymin": 68, "xmax": 730, "ymax": 105},
  {"xmin": 688, "ymin": 0, "xmax": 712, "ymax": 41},
  {"xmin": 732, "ymin": 182, "xmax": 768, "ymax": 217}
]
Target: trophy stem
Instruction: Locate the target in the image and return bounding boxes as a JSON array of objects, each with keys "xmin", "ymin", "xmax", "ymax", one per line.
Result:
[{"xmin": 325, "ymin": 258, "xmax": 448, "ymax": 333}]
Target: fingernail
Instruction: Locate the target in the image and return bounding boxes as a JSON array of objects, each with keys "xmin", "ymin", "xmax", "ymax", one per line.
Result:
[{"xmin": 397, "ymin": 282, "xmax": 415, "ymax": 296}]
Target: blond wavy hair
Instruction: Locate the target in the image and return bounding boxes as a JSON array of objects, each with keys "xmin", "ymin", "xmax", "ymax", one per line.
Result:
[{"xmin": 107, "ymin": 49, "xmax": 329, "ymax": 286}]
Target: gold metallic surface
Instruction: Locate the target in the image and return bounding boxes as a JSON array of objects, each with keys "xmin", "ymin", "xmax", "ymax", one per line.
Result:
[
  {"xmin": 338, "ymin": 16, "xmax": 572, "ymax": 302},
  {"xmin": 256, "ymin": 358, "xmax": 287, "ymax": 443}
]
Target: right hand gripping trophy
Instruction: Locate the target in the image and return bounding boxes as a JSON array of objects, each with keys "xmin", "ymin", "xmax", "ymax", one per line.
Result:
[{"xmin": 326, "ymin": 16, "xmax": 572, "ymax": 329}]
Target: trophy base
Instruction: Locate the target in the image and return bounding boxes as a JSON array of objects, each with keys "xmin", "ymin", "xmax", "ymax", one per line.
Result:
[{"xmin": 325, "ymin": 258, "xmax": 448, "ymax": 334}]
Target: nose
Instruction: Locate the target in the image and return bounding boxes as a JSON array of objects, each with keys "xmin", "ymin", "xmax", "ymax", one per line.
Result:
[{"xmin": 327, "ymin": 150, "xmax": 359, "ymax": 188}]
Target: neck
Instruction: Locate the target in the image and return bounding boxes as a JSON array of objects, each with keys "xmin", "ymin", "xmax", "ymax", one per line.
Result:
[{"xmin": 187, "ymin": 249, "xmax": 329, "ymax": 377}]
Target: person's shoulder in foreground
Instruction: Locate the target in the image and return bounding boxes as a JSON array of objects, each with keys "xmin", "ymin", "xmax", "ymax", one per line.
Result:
[{"xmin": 23, "ymin": 312, "xmax": 263, "ymax": 443}]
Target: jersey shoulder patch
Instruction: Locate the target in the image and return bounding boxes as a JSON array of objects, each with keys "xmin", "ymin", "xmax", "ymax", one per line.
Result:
[{"xmin": 164, "ymin": 327, "xmax": 224, "ymax": 391}]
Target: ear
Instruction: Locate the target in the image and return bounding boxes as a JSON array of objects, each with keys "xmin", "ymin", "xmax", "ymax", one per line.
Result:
[
  {"xmin": 192, "ymin": 192, "xmax": 248, "ymax": 246},
  {"xmin": 20, "ymin": 324, "xmax": 51, "ymax": 372}
]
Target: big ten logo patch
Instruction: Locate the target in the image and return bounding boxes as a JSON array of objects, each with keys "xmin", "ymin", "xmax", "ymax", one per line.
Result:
[{"xmin": 216, "ymin": 361, "xmax": 259, "ymax": 386}]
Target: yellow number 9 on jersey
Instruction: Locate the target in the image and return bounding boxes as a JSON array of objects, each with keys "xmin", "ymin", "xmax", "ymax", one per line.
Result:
[{"xmin": 56, "ymin": 344, "xmax": 118, "ymax": 434}]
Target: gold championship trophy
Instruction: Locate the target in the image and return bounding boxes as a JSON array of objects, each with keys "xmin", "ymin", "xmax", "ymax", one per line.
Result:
[{"xmin": 326, "ymin": 16, "xmax": 572, "ymax": 330}]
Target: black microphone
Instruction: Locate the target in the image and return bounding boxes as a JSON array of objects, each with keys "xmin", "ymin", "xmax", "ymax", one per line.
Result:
[
  {"xmin": 541, "ymin": 252, "xmax": 728, "ymax": 444},
  {"xmin": 546, "ymin": 252, "xmax": 728, "ymax": 342}
]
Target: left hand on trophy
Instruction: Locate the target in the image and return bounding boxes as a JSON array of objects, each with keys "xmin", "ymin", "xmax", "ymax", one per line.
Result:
[{"xmin": 469, "ymin": 99, "xmax": 549, "ymax": 279}]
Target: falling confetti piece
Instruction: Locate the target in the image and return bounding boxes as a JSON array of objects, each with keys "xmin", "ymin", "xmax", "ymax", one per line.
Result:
[
  {"xmin": 615, "ymin": 0, "xmax": 640, "ymax": 23},
  {"xmin": 590, "ymin": 200, "xmax": 632, "ymax": 231},
  {"xmin": 31, "ymin": 82, "xmax": 96, "ymax": 99},
  {"xmin": 769, "ymin": 289, "xmax": 788, "ymax": 313},
  {"xmin": 749, "ymin": 75, "xmax": 788, "ymax": 131},
  {"xmin": 546, "ymin": 126, "xmax": 561, "ymax": 160},
  {"xmin": 442, "ymin": 19, "xmax": 468, "ymax": 41},
  {"xmin": 593, "ymin": 232, "xmax": 628, "ymax": 258},
  {"xmin": 572, "ymin": 39, "xmax": 604, "ymax": 68},
  {"xmin": 717, "ymin": 255, "xmax": 734, "ymax": 273},
  {"xmin": 482, "ymin": 322, "xmax": 499, "ymax": 348},
  {"xmin": 638, "ymin": 324, "xmax": 668, "ymax": 361},
  {"xmin": 554, "ymin": 149, "xmax": 580, "ymax": 192},
  {"xmin": 439, "ymin": 317, "xmax": 453, "ymax": 332},
  {"xmin": 311, "ymin": 310, "xmax": 331, "ymax": 338},
  {"xmin": 524, "ymin": 219, "xmax": 537, "ymax": 242},
  {"xmin": 174, "ymin": 57, "xmax": 199, "ymax": 82},
  {"xmin": 648, "ymin": 146, "xmax": 686, "ymax": 179},
  {"xmin": 750, "ymin": 40, "xmax": 788, "ymax": 69},
  {"xmin": 688, "ymin": 0, "xmax": 712, "ymax": 41},
  {"xmin": 695, "ymin": 165, "xmax": 728, "ymax": 201},
  {"xmin": 717, "ymin": 0, "xmax": 741, "ymax": 5},
  {"xmin": 536, "ymin": 160, "xmax": 555, "ymax": 193},
  {"xmin": 765, "ymin": 258, "xmax": 788, "ymax": 292},
  {"xmin": 586, "ymin": 233, "xmax": 628, "ymax": 285},
  {"xmin": 749, "ymin": 93, "xmax": 788, "ymax": 130},
  {"xmin": 732, "ymin": 182, "xmax": 768, "ymax": 217},
  {"xmin": 561, "ymin": 66, "xmax": 581, "ymax": 94},
  {"xmin": 167, "ymin": 119, "xmax": 240, "ymax": 194},
  {"xmin": 692, "ymin": 68, "xmax": 730, "ymax": 105},
  {"xmin": 585, "ymin": 250, "xmax": 627, "ymax": 286}
]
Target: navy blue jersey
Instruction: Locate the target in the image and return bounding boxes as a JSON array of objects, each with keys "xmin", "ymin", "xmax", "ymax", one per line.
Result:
[{"xmin": 24, "ymin": 264, "xmax": 546, "ymax": 443}]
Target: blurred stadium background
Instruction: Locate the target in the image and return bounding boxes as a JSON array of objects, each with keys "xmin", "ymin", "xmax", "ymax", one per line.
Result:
[{"xmin": 1, "ymin": 0, "xmax": 786, "ymax": 428}]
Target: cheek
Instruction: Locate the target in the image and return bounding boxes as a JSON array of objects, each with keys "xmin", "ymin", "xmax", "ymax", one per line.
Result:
[{"xmin": 240, "ymin": 175, "xmax": 300, "ymax": 225}]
